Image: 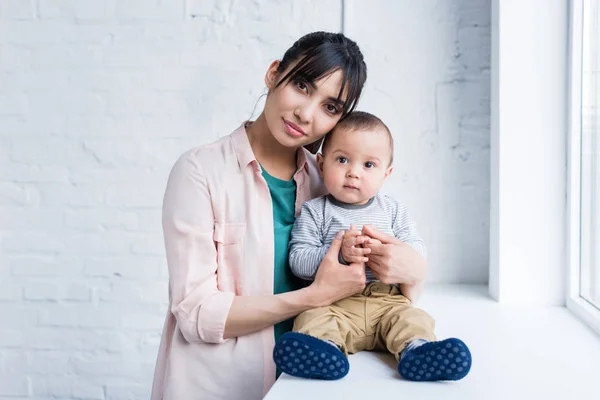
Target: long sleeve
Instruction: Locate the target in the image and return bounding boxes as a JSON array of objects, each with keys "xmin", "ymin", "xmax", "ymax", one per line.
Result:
[
  {"xmin": 288, "ymin": 201, "xmax": 328, "ymax": 281},
  {"xmin": 162, "ymin": 152, "xmax": 235, "ymax": 344},
  {"xmin": 391, "ymin": 199, "xmax": 428, "ymax": 258}
]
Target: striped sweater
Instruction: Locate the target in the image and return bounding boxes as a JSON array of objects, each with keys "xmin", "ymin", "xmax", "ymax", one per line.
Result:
[{"xmin": 289, "ymin": 193, "xmax": 427, "ymax": 282}]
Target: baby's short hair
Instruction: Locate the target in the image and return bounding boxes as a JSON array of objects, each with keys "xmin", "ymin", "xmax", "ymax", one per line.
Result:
[{"xmin": 321, "ymin": 111, "xmax": 394, "ymax": 164}]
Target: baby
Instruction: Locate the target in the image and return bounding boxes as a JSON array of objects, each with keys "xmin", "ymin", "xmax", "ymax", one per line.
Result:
[{"xmin": 273, "ymin": 111, "xmax": 472, "ymax": 382}]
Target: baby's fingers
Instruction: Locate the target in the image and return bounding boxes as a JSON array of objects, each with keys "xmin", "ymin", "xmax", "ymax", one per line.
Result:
[
  {"xmin": 343, "ymin": 235, "xmax": 370, "ymax": 247},
  {"xmin": 348, "ymin": 255, "xmax": 369, "ymax": 264}
]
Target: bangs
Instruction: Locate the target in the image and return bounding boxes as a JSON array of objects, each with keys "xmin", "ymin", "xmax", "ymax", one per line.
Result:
[{"xmin": 275, "ymin": 44, "xmax": 364, "ymax": 116}]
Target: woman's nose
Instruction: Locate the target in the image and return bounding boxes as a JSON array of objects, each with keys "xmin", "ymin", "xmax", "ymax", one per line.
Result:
[{"xmin": 294, "ymin": 102, "xmax": 316, "ymax": 123}]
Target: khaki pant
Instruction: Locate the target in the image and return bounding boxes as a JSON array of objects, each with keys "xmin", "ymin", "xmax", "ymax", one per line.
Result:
[{"xmin": 293, "ymin": 282, "xmax": 436, "ymax": 360}]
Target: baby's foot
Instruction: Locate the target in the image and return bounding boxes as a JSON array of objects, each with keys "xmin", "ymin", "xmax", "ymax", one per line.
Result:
[
  {"xmin": 273, "ymin": 332, "xmax": 349, "ymax": 380},
  {"xmin": 398, "ymin": 338, "xmax": 472, "ymax": 381}
]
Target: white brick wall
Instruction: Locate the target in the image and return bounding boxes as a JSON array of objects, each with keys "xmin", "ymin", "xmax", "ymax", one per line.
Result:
[
  {"xmin": 0, "ymin": 0, "xmax": 489, "ymax": 398},
  {"xmin": 347, "ymin": 0, "xmax": 491, "ymax": 284}
]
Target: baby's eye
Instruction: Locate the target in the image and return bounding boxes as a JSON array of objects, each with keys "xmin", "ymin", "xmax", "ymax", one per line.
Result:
[
  {"xmin": 337, "ymin": 157, "xmax": 348, "ymax": 164},
  {"xmin": 364, "ymin": 161, "xmax": 375, "ymax": 169}
]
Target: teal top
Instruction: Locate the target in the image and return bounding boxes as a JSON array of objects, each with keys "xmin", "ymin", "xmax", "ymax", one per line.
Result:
[{"xmin": 261, "ymin": 166, "xmax": 304, "ymax": 378}]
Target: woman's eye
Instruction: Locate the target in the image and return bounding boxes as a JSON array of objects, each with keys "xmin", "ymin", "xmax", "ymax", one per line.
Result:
[
  {"xmin": 296, "ymin": 81, "xmax": 308, "ymax": 92},
  {"xmin": 364, "ymin": 162, "xmax": 375, "ymax": 169},
  {"xmin": 337, "ymin": 157, "xmax": 348, "ymax": 164},
  {"xmin": 325, "ymin": 104, "xmax": 339, "ymax": 114}
]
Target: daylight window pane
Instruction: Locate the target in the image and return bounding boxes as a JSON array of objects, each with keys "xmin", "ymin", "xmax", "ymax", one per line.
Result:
[{"xmin": 580, "ymin": 0, "xmax": 600, "ymax": 309}]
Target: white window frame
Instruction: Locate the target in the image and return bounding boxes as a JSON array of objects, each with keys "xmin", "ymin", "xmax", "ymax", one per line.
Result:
[
  {"xmin": 566, "ymin": 0, "xmax": 600, "ymax": 335},
  {"xmin": 489, "ymin": 0, "xmax": 567, "ymax": 306}
]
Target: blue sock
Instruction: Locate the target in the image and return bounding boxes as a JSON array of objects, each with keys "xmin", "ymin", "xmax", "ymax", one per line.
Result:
[
  {"xmin": 273, "ymin": 332, "xmax": 349, "ymax": 380},
  {"xmin": 398, "ymin": 338, "xmax": 472, "ymax": 381},
  {"xmin": 401, "ymin": 339, "xmax": 428, "ymax": 358}
]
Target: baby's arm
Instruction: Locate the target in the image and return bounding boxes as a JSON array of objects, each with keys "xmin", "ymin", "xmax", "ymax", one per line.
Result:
[{"xmin": 289, "ymin": 202, "xmax": 329, "ymax": 281}]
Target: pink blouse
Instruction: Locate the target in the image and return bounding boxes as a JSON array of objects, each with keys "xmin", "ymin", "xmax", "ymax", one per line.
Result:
[{"xmin": 151, "ymin": 124, "xmax": 326, "ymax": 400}]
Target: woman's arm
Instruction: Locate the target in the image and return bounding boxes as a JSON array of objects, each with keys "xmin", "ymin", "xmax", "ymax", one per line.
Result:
[
  {"xmin": 389, "ymin": 203, "xmax": 428, "ymax": 303},
  {"xmin": 163, "ymin": 152, "xmax": 235, "ymax": 344},
  {"xmin": 224, "ymin": 232, "xmax": 365, "ymax": 338},
  {"xmin": 399, "ymin": 280, "xmax": 425, "ymax": 303},
  {"xmin": 362, "ymin": 224, "xmax": 428, "ymax": 302},
  {"xmin": 164, "ymin": 152, "xmax": 365, "ymax": 344}
]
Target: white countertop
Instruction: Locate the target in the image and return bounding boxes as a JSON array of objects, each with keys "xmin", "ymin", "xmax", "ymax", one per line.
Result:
[{"xmin": 265, "ymin": 284, "xmax": 600, "ymax": 400}]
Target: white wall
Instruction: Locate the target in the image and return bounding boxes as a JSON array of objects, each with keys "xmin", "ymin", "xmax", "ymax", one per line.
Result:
[
  {"xmin": 489, "ymin": 0, "xmax": 567, "ymax": 306},
  {"xmin": 346, "ymin": 0, "xmax": 491, "ymax": 284},
  {"xmin": 0, "ymin": 0, "xmax": 490, "ymax": 398}
]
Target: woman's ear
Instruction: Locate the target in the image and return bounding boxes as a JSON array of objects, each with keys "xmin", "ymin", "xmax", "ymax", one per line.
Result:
[
  {"xmin": 265, "ymin": 60, "xmax": 281, "ymax": 90},
  {"xmin": 316, "ymin": 153, "xmax": 325, "ymax": 178}
]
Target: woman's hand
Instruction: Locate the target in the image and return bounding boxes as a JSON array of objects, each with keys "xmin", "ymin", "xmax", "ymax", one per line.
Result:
[
  {"xmin": 309, "ymin": 231, "xmax": 366, "ymax": 307},
  {"xmin": 341, "ymin": 224, "xmax": 371, "ymax": 264},
  {"xmin": 361, "ymin": 225, "xmax": 427, "ymax": 285}
]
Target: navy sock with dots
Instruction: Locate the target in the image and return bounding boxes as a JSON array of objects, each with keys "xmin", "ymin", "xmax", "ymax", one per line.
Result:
[
  {"xmin": 273, "ymin": 332, "xmax": 349, "ymax": 380},
  {"xmin": 398, "ymin": 338, "xmax": 472, "ymax": 381}
]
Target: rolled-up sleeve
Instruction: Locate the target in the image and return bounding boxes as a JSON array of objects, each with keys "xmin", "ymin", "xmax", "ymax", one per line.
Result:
[{"xmin": 162, "ymin": 152, "xmax": 234, "ymax": 344}]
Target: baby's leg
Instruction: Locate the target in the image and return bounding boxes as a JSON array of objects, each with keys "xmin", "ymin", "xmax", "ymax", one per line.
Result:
[
  {"xmin": 293, "ymin": 297, "xmax": 366, "ymax": 354},
  {"xmin": 273, "ymin": 297, "xmax": 366, "ymax": 380},
  {"xmin": 378, "ymin": 303, "xmax": 471, "ymax": 381},
  {"xmin": 377, "ymin": 301, "xmax": 436, "ymax": 358}
]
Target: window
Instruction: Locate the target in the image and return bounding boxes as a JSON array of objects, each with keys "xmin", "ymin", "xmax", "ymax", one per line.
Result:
[
  {"xmin": 568, "ymin": 0, "xmax": 600, "ymax": 333},
  {"xmin": 580, "ymin": 0, "xmax": 600, "ymax": 310}
]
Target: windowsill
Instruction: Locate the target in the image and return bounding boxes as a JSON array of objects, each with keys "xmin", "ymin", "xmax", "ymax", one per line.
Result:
[
  {"xmin": 568, "ymin": 295, "xmax": 600, "ymax": 336},
  {"xmin": 265, "ymin": 284, "xmax": 600, "ymax": 399}
]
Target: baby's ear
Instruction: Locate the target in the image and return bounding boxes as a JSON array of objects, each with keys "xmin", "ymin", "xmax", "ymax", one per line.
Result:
[
  {"xmin": 316, "ymin": 153, "xmax": 325, "ymax": 177},
  {"xmin": 384, "ymin": 166, "xmax": 394, "ymax": 180}
]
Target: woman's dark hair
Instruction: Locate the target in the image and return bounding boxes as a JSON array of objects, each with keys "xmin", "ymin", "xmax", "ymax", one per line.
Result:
[{"xmin": 274, "ymin": 32, "xmax": 367, "ymax": 154}]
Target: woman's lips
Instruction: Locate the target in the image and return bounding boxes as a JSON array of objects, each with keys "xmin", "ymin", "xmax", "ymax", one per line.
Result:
[{"xmin": 283, "ymin": 119, "xmax": 305, "ymax": 137}]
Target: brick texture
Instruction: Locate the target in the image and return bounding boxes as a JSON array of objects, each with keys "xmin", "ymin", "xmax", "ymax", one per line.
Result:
[{"xmin": 0, "ymin": 0, "xmax": 489, "ymax": 398}]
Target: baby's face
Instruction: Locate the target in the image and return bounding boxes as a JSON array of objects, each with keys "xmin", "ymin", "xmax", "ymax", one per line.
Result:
[{"xmin": 318, "ymin": 127, "xmax": 393, "ymax": 205}]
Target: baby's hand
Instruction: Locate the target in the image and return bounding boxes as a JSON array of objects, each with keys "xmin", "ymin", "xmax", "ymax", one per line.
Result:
[{"xmin": 341, "ymin": 224, "xmax": 371, "ymax": 264}]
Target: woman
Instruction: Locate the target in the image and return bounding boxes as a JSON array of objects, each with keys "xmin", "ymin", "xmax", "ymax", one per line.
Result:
[{"xmin": 151, "ymin": 31, "xmax": 427, "ymax": 400}]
